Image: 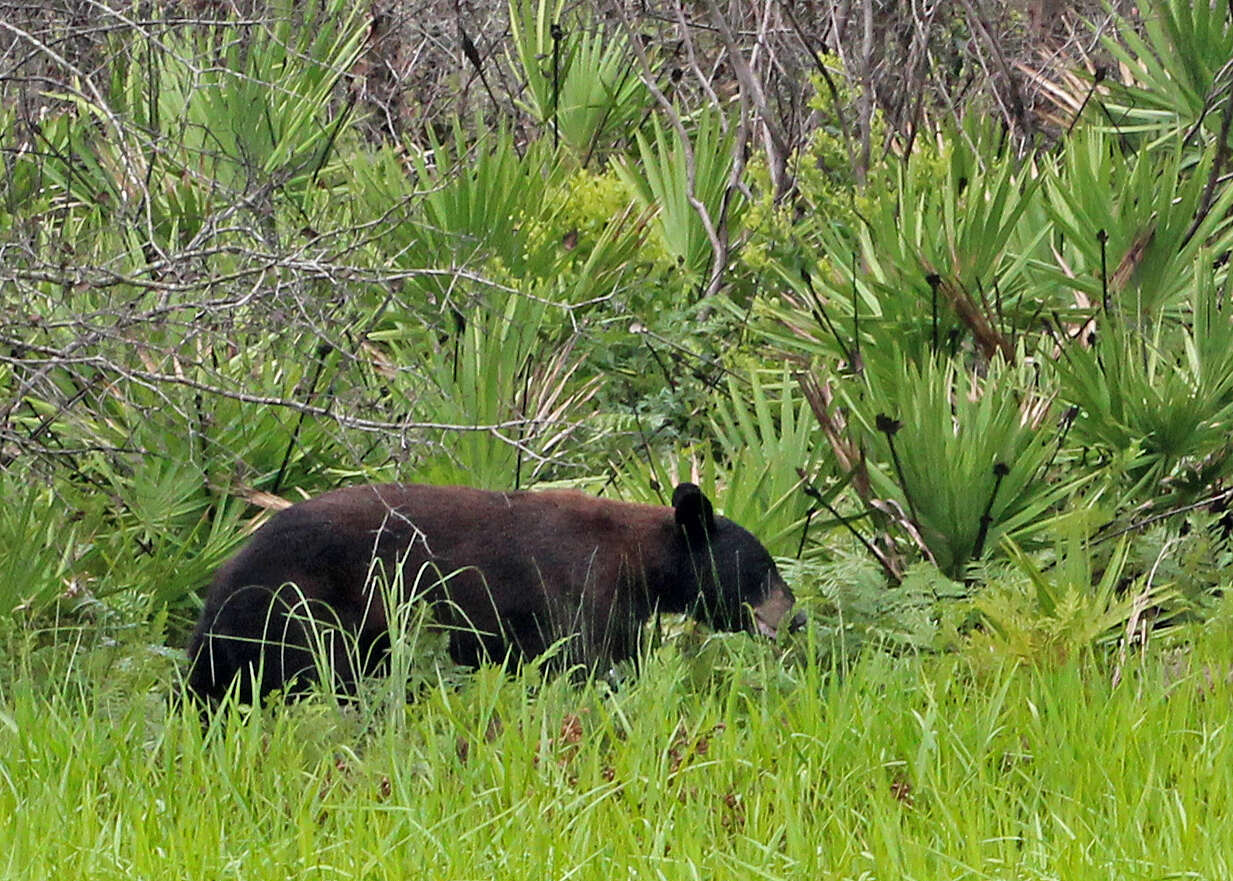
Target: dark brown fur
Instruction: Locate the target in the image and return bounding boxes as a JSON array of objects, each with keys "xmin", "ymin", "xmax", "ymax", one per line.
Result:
[{"xmin": 187, "ymin": 482, "xmax": 796, "ymax": 703}]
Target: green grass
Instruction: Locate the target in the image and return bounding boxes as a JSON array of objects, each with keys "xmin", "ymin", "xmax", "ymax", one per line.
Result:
[{"xmin": 2, "ymin": 622, "xmax": 1231, "ymax": 880}]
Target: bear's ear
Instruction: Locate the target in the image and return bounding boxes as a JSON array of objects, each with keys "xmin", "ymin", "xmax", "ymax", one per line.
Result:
[{"xmin": 672, "ymin": 482, "xmax": 715, "ymax": 545}]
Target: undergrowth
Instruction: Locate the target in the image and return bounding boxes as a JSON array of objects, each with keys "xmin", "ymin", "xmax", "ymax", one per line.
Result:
[{"xmin": 2, "ymin": 613, "xmax": 1232, "ymax": 880}]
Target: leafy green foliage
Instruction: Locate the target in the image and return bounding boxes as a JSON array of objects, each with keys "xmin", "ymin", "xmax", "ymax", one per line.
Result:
[
  {"xmin": 401, "ymin": 123, "xmax": 648, "ymax": 313},
  {"xmin": 84, "ymin": 468, "xmax": 251, "ymax": 612},
  {"xmin": 615, "ymin": 108, "xmax": 743, "ymax": 282},
  {"xmin": 0, "ymin": 476, "xmax": 94, "ymax": 617},
  {"xmin": 6, "ymin": 5, "xmax": 1233, "ymax": 873},
  {"xmin": 508, "ymin": 0, "xmax": 653, "ymax": 163},
  {"xmin": 758, "ymin": 119, "xmax": 1045, "ymax": 368},
  {"xmin": 1039, "ymin": 131, "xmax": 1233, "ymax": 315},
  {"xmin": 788, "ymin": 555, "xmax": 969, "ymax": 656},
  {"xmin": 407, "ymin": 123, "xmax": 561, "ymax": 279},
  {"xmin": 373, "ymin": 290, "xmax": 600, "ymax": 488},
  {"xmin": 1056, "ymin": 272, "xmax": 1233, "ymax": 501},
  {"xmin": 710, "ymin": 369, "xmax": 825, "ymax": 557},
  {"xmin": 748, "ymin": 56, "xmax": 1233, "ymax": 629},
  {"xmin": 609, "ymin": 368, "xmax": 823, "ymax": 559},
  {"xmin": 845, "ymin": 354, "xmax": 1071, "ymax": 578},
  {"xmin": 102, "ymin": 0, "xmax": 367, "ymax": 247},
  {"xmin": 3, "ymin": 0, "xmax": 1233, "ymax": 717},
  {"xmin": 1099, "ymin": 0, "xmax": 1233, "ymax": 148},
  {"xmin": 972, "ymin": 522, "xmax": 1181, "ymax": 667}
]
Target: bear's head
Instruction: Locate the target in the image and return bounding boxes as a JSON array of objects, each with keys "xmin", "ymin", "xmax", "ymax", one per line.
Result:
[{"xmin": 671, "ymin": 483, "xmax": 802, "ymax": 639}]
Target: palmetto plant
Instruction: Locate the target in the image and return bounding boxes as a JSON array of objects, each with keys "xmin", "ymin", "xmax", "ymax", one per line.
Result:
[
  {"xmin": 10, "ymin": 332, "xmax": 350, "ymax": 611},
  {"xmin": 1038, "ymin": 130, "xmax": 1233, "ymax": 317},
  {"xmin": 969, "ymin": 488, "xmax": 1199, "ymax": 669},
  {"xmin": 1054, "ymin": 267, "xmax": 1233, "ymax": 503},
  {"xmin": 403, "ymin": 122, "xmax": 646, "ymax": 310},
  {"xmin": 972, "ymin": 531, "xmax": 1180, "ymax": 666},
  {"xmin": 763, "ymin": 122, "xmax": 1046, "ymax": 368},
  {"xmin": 711, "ymin": 369, "xmax": 824, "ymax": 558},
  {"xmin": 509, "ymin": 0, "xmax": 653, "ymax": 164},
  {"xmin": 616, "ymin": 109, "xmax": 743, "ymax": 283},
  {"xmin": 408, "ymin": 122, "xmax": 557, "ymax": 277},
  {"xmin": 86, "ymin": 467, "xmax": 253, "ymax": 611},
  {"xmin": 100, "ymin": 0, "xmax": 367, "ymax": 246},
  {"xmin": 374, "ymin": 290, "xmax": 600, "ymax": 489},
  {"xmin": 843, "ymin": 354, "xmax": 1070, "ymax": 579},
  {"xmin": 0, "ymin": 477, "xmax": 96, "ymax": 616},
  {"xmin": 1099, "ymin": 0, "xmax": 1233, "ymax": 150}
]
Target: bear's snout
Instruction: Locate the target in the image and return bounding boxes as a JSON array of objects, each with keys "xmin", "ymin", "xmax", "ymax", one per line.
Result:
[{"xmin": 749, "ymin": 577, "xmax": 798, "ymax": 640}]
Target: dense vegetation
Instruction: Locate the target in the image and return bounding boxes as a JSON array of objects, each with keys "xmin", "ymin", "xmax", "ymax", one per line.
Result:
[{"xmin": 2, "ymin": 0, "xmax": 1232, "ymax": 876}]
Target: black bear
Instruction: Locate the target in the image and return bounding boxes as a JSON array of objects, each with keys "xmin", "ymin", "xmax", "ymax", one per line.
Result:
[{"xmin": 186, "ymin": 482, "xmax": 799, "ymax": 703}]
